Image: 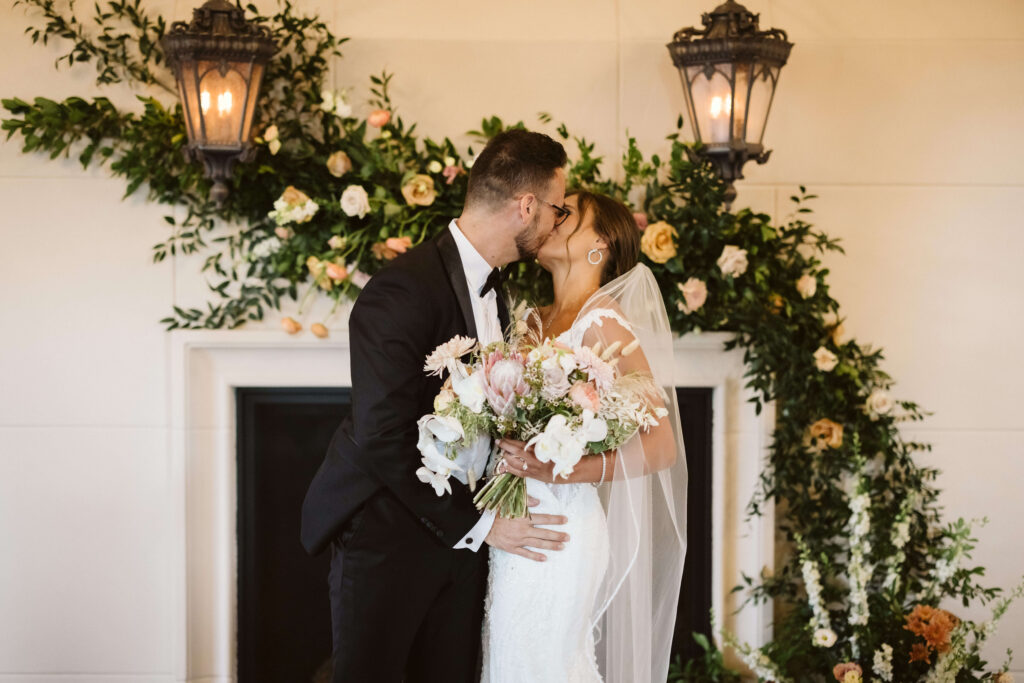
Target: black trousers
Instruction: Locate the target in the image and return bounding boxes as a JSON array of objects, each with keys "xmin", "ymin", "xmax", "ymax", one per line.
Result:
[{"xmin": 328, "ymin": 488, "xmax": 488, "ymax": 683}]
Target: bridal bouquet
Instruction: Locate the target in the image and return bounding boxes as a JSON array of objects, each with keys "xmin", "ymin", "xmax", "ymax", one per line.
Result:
[{"xmin": 415, "ymin": 330, "xmax": 668, "ymax": 518}]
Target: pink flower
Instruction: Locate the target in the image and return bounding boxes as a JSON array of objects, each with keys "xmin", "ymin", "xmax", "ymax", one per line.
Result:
[
  {"xmin": 568, "ymin": 381, "xmax": 601, "ymax": 412},
  {"xmin": 274, "ymin": 226, "xmax": 293, "ymax": 240},
  {"xmin": 481, "ymin": 349, "xmax": 528, "ymax": 416},
  {"xmin": 368, "ymin": 109, "xmax": 391, "ymax": 127},
  {"xmin": 442, "ymin": 165, "xmax": 463, "ymax": 185},
  {"xmin": 632, "ymin": 212, "xmax": 648, "ymax": 231},
  {"xmin": 385, "ymin": 236, "xmax": 413, "ymax": 254}
]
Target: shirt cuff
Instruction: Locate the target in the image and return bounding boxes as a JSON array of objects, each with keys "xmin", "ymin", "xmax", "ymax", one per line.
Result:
[{"xmin": 453, "ymin": 509, "xmax": 497, "ymax": 551}]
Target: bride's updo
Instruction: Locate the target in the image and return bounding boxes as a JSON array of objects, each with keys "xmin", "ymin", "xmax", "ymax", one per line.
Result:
[{"xmin": 569, "ymin": 190, "xmax": 641, "ymax": 285}]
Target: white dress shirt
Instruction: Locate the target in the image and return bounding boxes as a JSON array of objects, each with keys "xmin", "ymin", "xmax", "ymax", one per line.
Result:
[{"xmin": 448, "ymin": 219, "xmax": 499, "ymax": 551}]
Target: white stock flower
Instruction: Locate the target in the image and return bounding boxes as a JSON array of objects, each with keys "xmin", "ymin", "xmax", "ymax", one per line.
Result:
[
  {"xmin": 813, "ymin": 628, "xmax": 837, "ymax": 648},
  {"xmin": 340, "ymin": 184, "xmax": 371, "ymax": 218},
  {"xmin": 797, "ymin": 273, "xmax": 817, "ymax": 298},
  {"xmin": 814, "ymin": 346, "xmax": 839, "ymax": 372},
  {"xmin": 716, "ymin": 245, "xmax": 749, "ymax": 278}
]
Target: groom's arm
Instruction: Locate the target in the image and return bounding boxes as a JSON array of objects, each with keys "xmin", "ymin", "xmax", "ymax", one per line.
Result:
[{"xmin": 348, "ymin": 265, "xmax": 484, "ymax": 546}]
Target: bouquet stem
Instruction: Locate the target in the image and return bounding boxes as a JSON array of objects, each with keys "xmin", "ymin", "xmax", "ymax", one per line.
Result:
[{"xmin": 473, "ymin": 472, "xmax": 528, "ymax": 519}]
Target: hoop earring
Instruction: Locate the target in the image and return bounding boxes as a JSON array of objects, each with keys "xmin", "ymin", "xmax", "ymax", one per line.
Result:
[{"xmin": 587, "ymin": 248, "xmax": 604, "ymax": 266}]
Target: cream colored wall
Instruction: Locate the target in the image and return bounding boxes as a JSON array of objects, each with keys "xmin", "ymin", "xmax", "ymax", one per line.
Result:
[{"xmin": 1, "ymin": 0, "xmax": 1022, "ymax": 680}]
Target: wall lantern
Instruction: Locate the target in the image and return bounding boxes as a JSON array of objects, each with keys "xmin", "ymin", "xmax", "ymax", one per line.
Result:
[
  {"xmin": 667, "ymin": 0, "xmax": 792, "ymax": 208},
  {"xmin": 162, "ymin": 0, "xmax": 277, "ymax": 205}
]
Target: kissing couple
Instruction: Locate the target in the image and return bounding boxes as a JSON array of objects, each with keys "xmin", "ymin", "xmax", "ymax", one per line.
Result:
[{"xmin": 302, "ymin": 129, "xmax": 688, "ymax": 682}]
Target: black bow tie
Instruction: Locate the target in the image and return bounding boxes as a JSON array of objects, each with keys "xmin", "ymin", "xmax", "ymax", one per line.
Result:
[{"xmin": 479, "ymin": 266, "xmax": 507, "ymax": 298}]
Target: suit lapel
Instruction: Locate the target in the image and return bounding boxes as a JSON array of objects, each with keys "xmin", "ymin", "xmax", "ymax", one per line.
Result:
[{"xmin": 434, "ymin": 228, "xmax": 479, "ymax": 340}]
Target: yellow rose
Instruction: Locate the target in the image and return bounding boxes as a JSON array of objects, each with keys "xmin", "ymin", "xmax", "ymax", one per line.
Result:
[
  {"xmin": 641, "ymin": 221, "xmax": 677, "ymax": 263},
  {"xmin": 401, "ymin": 174, "xmax": 437, "ymax": 207},
  {"xmin": 806, "ymin": 417, "xmax": 844, "ymax": 452}
]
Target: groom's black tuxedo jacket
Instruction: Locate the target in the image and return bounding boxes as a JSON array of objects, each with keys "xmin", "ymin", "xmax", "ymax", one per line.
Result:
[{"xmin": 301, "ymin": 228, "xmax": 486, "ymax": 556}]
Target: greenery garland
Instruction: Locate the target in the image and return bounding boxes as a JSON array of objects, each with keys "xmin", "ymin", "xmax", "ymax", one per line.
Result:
[{"xmin": 4, "ymin": 2, "xmax": 1021, "ymax": 681}]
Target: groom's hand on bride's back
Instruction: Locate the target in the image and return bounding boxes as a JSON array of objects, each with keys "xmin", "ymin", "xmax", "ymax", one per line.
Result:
[{"xmin": 484, "ymin": 496, "xmax": 569, "ymax": 562}]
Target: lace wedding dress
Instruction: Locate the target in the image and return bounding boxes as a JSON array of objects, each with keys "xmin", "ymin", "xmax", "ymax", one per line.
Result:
[{"xmin": 480, "ymin": 309, "xmax": 629, "ymax": 683}]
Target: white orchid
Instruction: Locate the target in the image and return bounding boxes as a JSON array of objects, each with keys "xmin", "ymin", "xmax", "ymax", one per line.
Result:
[
  {"xmin": 416, "ymin": 414, "xmax": 465, "ymax": 465},
  {"xmin": 579, "ymin": 409, "xmax": 608, "ymax": 443},
  {"xmin": 416, "ymin": 460, "xmax": 452, "ymax": 497},
  {"xmin": 451, "ymin": 434, "xmax": 491, "ymax": 490},
  {"xmin": 452, "ymin": 370, "xmax": 486, "ymax": 413}
]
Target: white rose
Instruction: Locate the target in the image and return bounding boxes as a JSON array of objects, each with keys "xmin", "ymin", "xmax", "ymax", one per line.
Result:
[
  {"xmin": 865, "ymin": 388, "xmax": 894, "ymax": 420},
  {"xmin": 427, "ymin": 160, "xmax": 443, "ymax": 174},
  {"xmin": 797, "ymin": 273, "xmax": 817, "ymax": 299},
  {"xmin": 319, "ymin": 90, "xmax": 335, "ymax": 113},
  {"xmin": 814, "ymin": 346, "xmax": 839, "ymax": 372},
  {"xmin": 540, "ymin": 356, "xmax": 572, "ymax": 400},
  {"xmin": 444, "ymin": 156, "xmax": 456, "ymax": 167},
  {"xmin": 340, "ymin": 185, "xmax": 371, "ymax": 218},
  {"xmin": 716, "ymin": 245, "xmax": 749, "ymax": 278},
  {"xmin": 333, "ymin": 94, "xmax": 352, "ymax": 118}
]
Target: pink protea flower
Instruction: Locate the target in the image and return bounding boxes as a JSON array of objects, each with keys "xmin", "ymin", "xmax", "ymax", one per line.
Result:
[{"xmin": 481, "ymin": 349, "xmax": 528, "ymax": 416}]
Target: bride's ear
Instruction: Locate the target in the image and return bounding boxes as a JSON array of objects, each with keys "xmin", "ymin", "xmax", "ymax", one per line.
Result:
[{"xmin": 595, "ymin": 237, "xmax": 609, "ymax": 250}]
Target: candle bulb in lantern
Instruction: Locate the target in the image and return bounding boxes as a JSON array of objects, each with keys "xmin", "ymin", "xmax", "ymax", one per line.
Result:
[{"xmin": 709, "ymin": 95, "xmax": 730, "ymax": 144}]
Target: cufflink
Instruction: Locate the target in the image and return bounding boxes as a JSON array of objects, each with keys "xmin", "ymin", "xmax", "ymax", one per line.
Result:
[{"xmin": 466, "ymin": 537, "xmax": 473, "ymax": 545}]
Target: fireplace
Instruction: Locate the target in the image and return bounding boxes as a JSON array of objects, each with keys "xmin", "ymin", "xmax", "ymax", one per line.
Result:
[
  {"xmin": 233, "ymin": 386, "xmax": 714, "ymax": 680},
  {"xmin": 169, "ymin": 329, "xmax": 775, "ymax": 682}
]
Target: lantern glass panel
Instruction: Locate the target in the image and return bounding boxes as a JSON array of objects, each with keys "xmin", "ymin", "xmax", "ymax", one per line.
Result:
[
  {"xmin": 196, "ymin": 61, "xmax": 248, "ymax": 147},
  {"xmin": 175, "ymin": 58, "xmax": 201, "ymax": 143},
  {"xmin": 745, "ymin": 65, "xmax": 778, "ymax": 145},
  {"xmin": 731, "ymin": 61, "xmax": 752, "ymax": 142},
  {"xmin": 240, "ymin": 62, "xmax": 265, "ymax": 143},
  {"xmin": 685, "ymin": 64, "xmax": 734, "ymax": 147}
]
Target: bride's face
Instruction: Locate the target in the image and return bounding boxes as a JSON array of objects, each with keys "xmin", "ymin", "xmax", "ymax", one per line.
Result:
[{"xmin": 536, "ymin": 195, "xmax": 606, "ymax": 272}]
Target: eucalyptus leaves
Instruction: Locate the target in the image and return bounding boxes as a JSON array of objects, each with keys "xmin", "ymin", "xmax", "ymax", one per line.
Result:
[{"xmin": 4, "ymin": 1, "xmax": 1021, "ymax": 681}]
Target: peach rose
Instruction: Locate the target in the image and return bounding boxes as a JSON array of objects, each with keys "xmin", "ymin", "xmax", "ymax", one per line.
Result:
[
  {"xmin": 832, "ymin": 662, "xmax": 862, "ymax": 682},
  {"xmin": 401, "ymin": 174, "xmax": 437, "ymax": 207},
  {"xmin": 640, "ymin": 221, "xmax": 677, "ymax": 263},
  {"xmin": 385, "ymin": 236, "xmax": 413, "ymax": 254},
  {"xmin": 310, "ymin": 323, "xmax": 329, "ymax": 339},
  {"xmin": 372, "ymin": 242, "xmax": 398, "ymax": 260},
  {"xmin": 274, "ymin": 226, "xmax": 294, "ymax": 240},
  {"xmin": 281, "ymin": 185, "xmax": 309, "ymax": 206},
  {"xmin": 326, "ymin": 150, "xmax": 352, "ymax": 177},
  {"xmin": 281, "ymin": 317, "xmax": 301, "ymax": 335},
  {"xmin": 814, "ymin": 346, "xmax": 839, "ymax": 372},
  {"xmin": 568, "ymin": 381, "xmax": 601, "ymax": 413},
  {"xmin": 368, "ymin": 109, "xmax": 391, "ymax": 127},
  {"xmin": 806, "ymin": 418, "xmax": 843, "ymax": 451},
  {"xmin": 325, "ymin": 262, "xmax": 348, "ymax": 281}
]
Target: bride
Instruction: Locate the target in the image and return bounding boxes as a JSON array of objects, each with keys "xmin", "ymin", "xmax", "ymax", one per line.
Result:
[{"xmin": 481, "ymin": 191, "xmax": 689, "ymax": 683}]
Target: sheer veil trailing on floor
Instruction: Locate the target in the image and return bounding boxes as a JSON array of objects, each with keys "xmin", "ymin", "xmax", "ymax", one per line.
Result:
[{"xmin": 573, "ymin": 263, "xmax": 688, "ymax": 683}]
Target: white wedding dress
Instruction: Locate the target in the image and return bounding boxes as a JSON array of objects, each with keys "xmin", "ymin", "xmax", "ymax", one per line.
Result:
[{"xmin": 480, "ymin": 309, "xmax": 629, "ymax": 683}]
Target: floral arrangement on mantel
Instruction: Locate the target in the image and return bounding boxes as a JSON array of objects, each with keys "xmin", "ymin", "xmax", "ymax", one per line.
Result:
[{"xmin": 4, "ymin": 1, "xmax": 1021, "ymax": 680}]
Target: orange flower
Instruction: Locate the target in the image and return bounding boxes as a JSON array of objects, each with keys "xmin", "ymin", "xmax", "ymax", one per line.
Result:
[
  {"xmin": 385, "ymin": 236, "xmax": 413, "ymax": 254},
  {"xmin": 909, "ymin": 642, "xmax": 931, "ymax": 663},
  {"xmin": 806, "ymin": 418, "xmax": 844, "ymax": 451},
  {"xmin": 372, "ymin": 242, "xmax": 398, "ymax": 260},
  {"xmin": 368, "ymin": 109, "xmax": 391, "ymax": 127}
]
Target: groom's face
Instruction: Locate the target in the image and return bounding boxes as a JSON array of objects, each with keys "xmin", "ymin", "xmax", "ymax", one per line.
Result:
[{"xmin": 514, "ymin": 168, "xmax": 567, "ymax": 260}]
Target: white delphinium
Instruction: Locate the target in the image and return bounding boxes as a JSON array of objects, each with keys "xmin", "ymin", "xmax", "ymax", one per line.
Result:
[
  {"xmin": 872, "ymin": 643, "xmax": 893, "ymax": 682},
  {"xmin": 796, "ymin": 534, "xmax": 832, "ymax": 638},
  {"xmin": 883, "ymin": 493, "xmax": 916, "ymax": 592},
  {"xmin": 845, "ymin": 468, "xmax": 875, "ymax": 660}
]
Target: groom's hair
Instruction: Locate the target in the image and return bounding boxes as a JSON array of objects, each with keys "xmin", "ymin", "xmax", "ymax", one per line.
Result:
[{"xmin": 465, "ymin": 129, "xmax": 567, "ymax": 209}]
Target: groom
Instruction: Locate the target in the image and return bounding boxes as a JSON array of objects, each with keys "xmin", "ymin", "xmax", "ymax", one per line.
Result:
[{"xmin": 301, "ymin": 129, "xmax": 572, "ymax": 682}]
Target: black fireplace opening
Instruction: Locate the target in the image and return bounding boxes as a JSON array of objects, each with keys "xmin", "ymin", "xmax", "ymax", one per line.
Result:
[{"xmin": 236, "ymin": 386, "xmax": 714, "ymax": 682}]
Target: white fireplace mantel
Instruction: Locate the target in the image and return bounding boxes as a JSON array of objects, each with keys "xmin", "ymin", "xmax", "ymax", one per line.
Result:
[{"xmin": 168, "ymin": 328, "xmax": 775, "ymax": 682}]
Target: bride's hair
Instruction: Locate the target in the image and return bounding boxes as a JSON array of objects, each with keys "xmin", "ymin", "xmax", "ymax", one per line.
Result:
[{"xmin": 568, "ymin": 190, "xmax": 640, "ymax": 285}]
